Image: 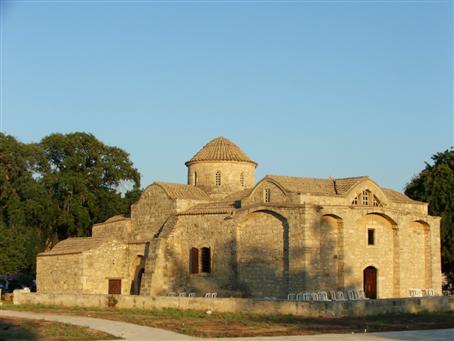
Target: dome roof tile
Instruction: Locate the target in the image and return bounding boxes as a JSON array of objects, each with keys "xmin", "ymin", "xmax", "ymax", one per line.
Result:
[{"xmin": 185, "ymin": 137, "xmax": 257, "ymax": 166}]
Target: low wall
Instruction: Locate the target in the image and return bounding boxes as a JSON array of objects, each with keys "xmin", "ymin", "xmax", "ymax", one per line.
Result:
[{"xmin": 13, "ymin": 291, "xmax": 454, "ymax": 318}]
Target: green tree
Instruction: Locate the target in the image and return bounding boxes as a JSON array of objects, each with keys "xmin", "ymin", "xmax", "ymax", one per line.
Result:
[
  {"xmin": 405, "ymin": 149, "xmax": 454, "ymax": 284},
  {"xmin": 0, "ymin": 223, "xmax": 43, "ymax": 275},
  {"xmin": 0, "ymin": 133, "xmax": 53, "ymax": 274},
  {"xmin": 39, "ymin": 132, "xmax": 141, "ymax": 240},
  {"xmin": 0, "ymin": 132, "xmax": 141, "ymax": 274}
]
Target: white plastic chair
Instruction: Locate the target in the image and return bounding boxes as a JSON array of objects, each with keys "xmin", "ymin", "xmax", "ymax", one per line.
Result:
[
  {"xmin": 311, "ymin": 292, "xmax": 319, "ymax": 301},
  {"xmin": 318, "ymin": 291, "xmax": 330, "ymax": 301},
  {"xmin": 167, "ymin": 292, "xmax": 177, "ymax": 296},
  {"xmin": 357, "ymin": 290, "xmax": 369, "ymax": 300},
  {"xmin": 188, "ymin": 292, "xmax": 196, "ymax": 297},
  {"xmin": 336, "ymin": 291, "xmax": 347, "ymax": 301},
  {"xmin": 347, "ymin": 290, "xmax": 357, "ymax": 300},
  {"xmin": 287, "ymin": 293, "xmax": 296, "ymax": 300},
  {"xmin": 178, "ymin": 292, "xmax": 187, "ymax": 297},
  {"xmin": 302, "ymin": 292, "xmax": 312, "ymax": 301}
]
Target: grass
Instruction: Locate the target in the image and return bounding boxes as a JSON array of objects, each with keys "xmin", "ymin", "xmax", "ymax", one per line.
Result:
[
  {"xmin": 0, "ymin": 315, "xmax": 120, "ymax": 340},
  {"xmin": 4, "ymin": 302, "xmax": 454, "ymax": 338}
]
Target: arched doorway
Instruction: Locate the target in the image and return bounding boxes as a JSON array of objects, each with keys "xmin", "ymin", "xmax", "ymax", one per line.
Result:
[
  {"xmin": 129, "ymin": 255, "xmax": 144, "ymax": 295},
  {"xmin": 363, "ymin": 266, "xmax": 377, "ymax": 299}
]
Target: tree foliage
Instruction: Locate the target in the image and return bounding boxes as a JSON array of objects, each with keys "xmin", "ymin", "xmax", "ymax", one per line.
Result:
[
  {"xmin": 39, "ymin": 132, "xmax": 140, "ymax": 240},
  {"xmin": 0, "ymin": 132, "xmax": 141, "ymax": 275},
  {"xmin": 405, "ymin": 149, "xmax": 454, "ymax": 284}
]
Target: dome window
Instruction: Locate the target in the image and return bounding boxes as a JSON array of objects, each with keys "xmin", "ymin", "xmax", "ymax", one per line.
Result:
[{"xmin": 215, "ymin": 171, "xmax": 221, "ymax": 186}]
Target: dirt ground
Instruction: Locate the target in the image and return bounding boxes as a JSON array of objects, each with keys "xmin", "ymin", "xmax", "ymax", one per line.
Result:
[
  {"xmin": 0, "ymin": 315, "xmax": 118, "ymax": 341},
  {"xmin": 5, "ymin": 304, "xmax": 454, "ymax": 338}
]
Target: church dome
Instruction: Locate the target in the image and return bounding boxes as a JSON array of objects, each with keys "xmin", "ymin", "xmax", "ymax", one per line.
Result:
[{"xmin": 185, "ymin": 137, "xmax": 257, "ymax": 166}]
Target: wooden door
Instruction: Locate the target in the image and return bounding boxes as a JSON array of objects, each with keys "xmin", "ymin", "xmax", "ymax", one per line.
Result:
[
  {"xmin": 108, "ymin": 279, "xmax": 121, "ymax": 295},
  {"xmin": 363, "ymin": 266, "xmax": 377, "ymax": 299}
]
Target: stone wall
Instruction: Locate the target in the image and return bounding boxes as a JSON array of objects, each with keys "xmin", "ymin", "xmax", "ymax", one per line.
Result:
[
  {"xmin": 13, "ymin": 291, "xmax": 454, "ymax": 318},
  {"xmin": 92, "ymin": 219, "xmax": 131, "ymax": 239},
  {"xmin": 317, "ymin": 206, "xmax": 442, "ymax": 298},
  {"xmin": 243, "ymin": 179, "xmax": 288, "ymax": 205},
  {"xmin": 36, "ymin": 254, "xmax": 83, "ymax": 293},
  {"xmin": 130, "ymin": 185, "xmax": 176, "ymax": 240},
  {"xmin": 37, "ymin": 240, "xmax": 147, "ymax": 295},
  {"xmin": 187, "ymin": 161, "xmax": 256, "ymax": 199},
  {"xmin": 148, "ymin": 214, "xmax": 238, "ymax": 296},
  {"xmin": 237, "ymin": 211, "xmax": 288, "ymax": 297}
]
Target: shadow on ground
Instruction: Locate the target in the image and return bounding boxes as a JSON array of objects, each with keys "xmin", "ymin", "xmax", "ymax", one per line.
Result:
[{"xmin": 0, "ymin": 317, "xmax": 38, "ymax": 340}]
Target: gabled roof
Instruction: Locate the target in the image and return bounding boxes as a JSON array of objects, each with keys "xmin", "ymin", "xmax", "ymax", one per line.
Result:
[
  {"xmin": 223, "ymin": 188, "xmax": 253, "ymax": 201},
  {"xmin": 263, "ymin": 175, "xmax": 417, "ymax": 204},
  {"xmin": 382, "ymin": 188, "xmax": 423, "ymax": 204},
  {"xmin": 185, "ymin": 137, "xmax": 257, "ymax": 166},
  {"xmin": 103, "ymin": 215, "xmax": 129, "ymax": 224},
  {"xmin": 38, "ymin": 237, "xmax": 107, "ymax": 256},
  {"xmin": 155, "ymin": 182, "xmax": 211, "ymax": 201},
  {"xmin": 334, "ymin": 176, "xmax": 370, "ymax": 195},
  {"xmin": 266, "ymin": 175, "xmax": 337, "ymax": 196}
]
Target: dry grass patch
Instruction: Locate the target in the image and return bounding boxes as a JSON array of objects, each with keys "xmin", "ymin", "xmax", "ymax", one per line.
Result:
[
  {"xmin": 5, "ymin": 303, "xmax": 454, "ymax": 338},
  {"xmin": 0, "ymin": 315, "xmax": 120, "ymax": 340}
]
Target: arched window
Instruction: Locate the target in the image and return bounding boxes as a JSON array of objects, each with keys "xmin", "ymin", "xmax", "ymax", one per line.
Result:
[
  {"xmin": 264, "ymin": 188, "xmax": 271, "ymax": 203},
  {"xmin": 240, "ymin": 172, "xmax": 245, "ymax": 187},
  {"xmin": 215, "ymin": 171, "xmax": 221, "ymax": 186},
  {"xmin": 362, "ymin": 190, "xmax": 369, "ymax": 206},
  {"xmin": 193, "ymin": 172, "xmax": 198, "ymax": 186},
  {"xmin": 189, "ymin": 247, "xmax": 199, "ymax": 274},
  {"xmin": 372, "ymin": 195, "xmax": 380, "ymax": 207},
  {"xmin": 201, "ymin": 247, "xmax": 211, "ymax": 273},
  {"xmin": 351, "ymin": 190, "xmax": 382, "ymax": 207}
]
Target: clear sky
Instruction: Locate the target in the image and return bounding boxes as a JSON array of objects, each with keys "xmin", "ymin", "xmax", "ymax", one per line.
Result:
[{"xmin": 1, "ymin": 0, "xmax": 453, "ymax": 191}]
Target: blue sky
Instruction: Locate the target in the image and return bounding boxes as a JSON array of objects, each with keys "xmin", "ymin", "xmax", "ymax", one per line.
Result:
[{"xmin": 1, "ymin": 0, "xmax": 452, "ymax": 191}]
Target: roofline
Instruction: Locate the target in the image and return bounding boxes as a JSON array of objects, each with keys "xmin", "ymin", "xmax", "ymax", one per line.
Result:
[
  {"xmin": 93, "ymin": 217, "xmax": 130, "ymax": 227},
  {"xmin": 185, "ymin": 159, "xmax": 258, "ymax": 167}
]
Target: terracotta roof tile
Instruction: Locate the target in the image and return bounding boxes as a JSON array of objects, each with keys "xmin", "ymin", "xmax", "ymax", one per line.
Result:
[
  {"xmin": 382, "ymin": 188, "xmax": 423, "ymax": 204},
  {"xmin": 267, "ymin": 175, "xmax": 417, "ymax": 204},
  {"xmin": 38, "ymin": 237, "xmax": 107, "ymax": 256},
  {"xmin": 267, "ymin": 175, "xmax": 337, "ymax": 196},
  {"xmin": 223, "ymin": 188, "xmax": 253, "ymax": 201},
  {"xmin": 155, "ymin": 182, "xmax": 211, "ymax": 201},
  {"xmin": 334, "ymin": 176, "xmax": 369, "ymax": 194},
  {"xmin": 186, "ymin": 137, "xmax": 257, "ymax": 166}
]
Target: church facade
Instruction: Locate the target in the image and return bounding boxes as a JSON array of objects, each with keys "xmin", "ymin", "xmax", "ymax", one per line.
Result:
[{"xmin": 36, "ymin": 137, "xmax": 442, "ymax": 299}]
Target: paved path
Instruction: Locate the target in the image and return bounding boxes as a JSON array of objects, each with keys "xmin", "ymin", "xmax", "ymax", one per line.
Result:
[{"xmin": 1, "ymin": 310, "xmax": 454, "ymax": 341}]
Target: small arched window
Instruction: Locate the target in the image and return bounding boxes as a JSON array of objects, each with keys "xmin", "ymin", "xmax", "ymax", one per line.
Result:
[
  {"xmin": 193, "ymin": 172, "xmax": 198, "ymax": 186},
  {"xmin": 215, "ymin": 171, "xmax": 221, "ymax": 186},
  {"xmin": 264, "ymin": 188, "xmax": 271, "ymax": 203},
  {"xmin": 189, "ymin": 247, "xmax": 199, "ymax": 274},
  {"xmin": 201, "ymin": 247, "xmax": 211, "ymax": 273},
  {"xmin": 240, "ymin": 172, "xmax": 245, "ymax": 187},
  {"xmin": 362, "ymin": 190, "xmax": 369, "ymax": 206},
  {"xmin": 352, "ymin": 190, "xmax": 382, "ymax": 207}
]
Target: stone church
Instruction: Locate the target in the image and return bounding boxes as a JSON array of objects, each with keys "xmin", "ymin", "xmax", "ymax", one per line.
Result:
[{"xmin": 37, "ymin": 137, "xmax": 442, "ymax": 299}]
